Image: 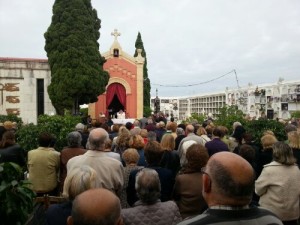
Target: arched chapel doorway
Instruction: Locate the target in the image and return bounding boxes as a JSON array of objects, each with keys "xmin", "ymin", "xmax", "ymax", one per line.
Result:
[{"xmin": 106, "ymin": 83, "xmax": 126, "ymax": 118}]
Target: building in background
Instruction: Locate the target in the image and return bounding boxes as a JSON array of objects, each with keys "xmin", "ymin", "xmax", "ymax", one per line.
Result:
[{"xmin": 152, "ymin": 79, "xmax": 300, "ymax": 121}]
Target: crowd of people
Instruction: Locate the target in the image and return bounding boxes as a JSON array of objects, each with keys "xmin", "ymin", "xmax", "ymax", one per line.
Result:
[{"xmin": 1, "ymin": 113, "xmax": 300, "ymax": 225}]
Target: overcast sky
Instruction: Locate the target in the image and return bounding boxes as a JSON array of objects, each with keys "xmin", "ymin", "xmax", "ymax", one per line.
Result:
[{"xmin": 1, "ymin": 0, "xmax": 300, "ymax": 97}]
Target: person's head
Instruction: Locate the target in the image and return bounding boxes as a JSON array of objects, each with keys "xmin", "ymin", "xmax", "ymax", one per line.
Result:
[
  {"xmin": 202, "ymin": 152, "xmax": 255, "ymax": 207},
  {"xmin": 68, "ymin": 188, "xmax": 122, "ymax": 225},
  {"xmin": 196, "ymin": 126, "xmax": 207, "ymax": 136},
  {"xmin": 128, "ymin": 135, "xmax": 145, "ymax": 150},
  {"xmin": 288, "ymin": 131, "xmax": 300, "ymax": 149},
  {"xmin": 122, "ymin": 148, "xmax": 140, "ymax": 165},
  {"xmin": 125, "ymin": 122, "xmax": 133, "ymax": 130},
  {"xmin": 205, "ymin": 125, "xmax": 214, "ymax": 137},
  {"xmin": 144, "ymin": 141, "xmax": 163, "ymax": 165},
  {"xmin": 130, "ymin": 127, "xmax": 141, "ymax": 136},
  {"xmin": 238, "ymin": 144, "xmax": 256, "ymax": 165},
  {"xmin": 160, "ymin": 134, "xmax": 175, "ymax": 151},
  {"xmin": 116, "ymin": 127, "xmax": 130, "ymax": 147},
  {"xmin": 232, "ymin": 121, "xmax": 242, "ymax": 131},
  {"xmin": 232, "ymin": 126, "xmax": 246, "ymax": 143},
  {"xmin": 63, "ymin": 166, "xmax": 97, "ymax": 200},
  {"xmin": 218, "ymin": 126, "xmax": 229, "ymax": 136},
  {"xmin": 3, "ymin": 121, "xmax": 13, "ymax": 130},
  {"xmin": 133, "ymin": 119, "xmax": 140, "ymax": 127},
  {"xmin": 166, "ymin": 122, "xmax": 177, "ymax": 132},
  {"xmin": 263, "ymin": 130, "xmax": 275, "ymax": 136},
  {"xmin": 176, "ymin": 127, "xmax": 185, "ymax": 136},
  {"xmin": 177, "ymin": 123, "xmax": 186, "ymax": 131},
  {"xmin": 158, "ymin": 121, "xmax": 165, "ymax": 129},
  {"xmin": 183, "ymin": 144, "xmax": 209, "ymax": 173},
  {"xmin": 75, "ymin": 123, "xmax": 85, "ymax": 132},
  {"xmin": 180, "ymin": 140, "xmax": 197, "ymax": 167},
  {"xmin": 38, "ymin": 132, "xmax": 55, "ymax": 147},
  {"xmin": 212, "ymin": 126, "xmax": 225, "ymax": 138},
  {"xmin": 0, "ymin": 130, "xmax": 15, "ymax": 148},
  {"xmin": 135, "ymin": 168, "xmax": 161, "ymax": 204},
  {"xmin": 67, "ymin": 131, "xmax": 82, "ymax": 148},
  {"xmin": 147, "ymin": 131, "xmax": 157, "ymax": 142},
  {"xmin": 111, "ymin": 124, "xmax": 120, "ymax": 133},
  {"xmin": 261, "ymin": 134, "xmax": 277, "ymax": 150},
  {"xmin": 87, "ymin": 128, "xmax": 109, "ymax": 151},
  {"xmin": 185, "ymin": 124, "xmax": 194, "ymax": 135},
  {"xmin": 140, "ymin": 129, "xmax": 148, "ymax": 139},
  {"xmin": 285, "ymin": 124, "xmax": 297, "ymax": 134},
  {"xmin": 272, "ymin": 141, "xmax": 296, "ymax": 165},
  {"xmin": 104, "ymin": 139, "xmax": 112, "ymax": 150}
]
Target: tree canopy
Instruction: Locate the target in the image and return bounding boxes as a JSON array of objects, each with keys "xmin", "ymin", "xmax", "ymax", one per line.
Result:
[
  {"xmin": 44, "ymin": 0, "xmax": 109, "ymax": 115},
  {"xmin": 134, "ymin": 32, "xmax": 151, "ymax": 111}
]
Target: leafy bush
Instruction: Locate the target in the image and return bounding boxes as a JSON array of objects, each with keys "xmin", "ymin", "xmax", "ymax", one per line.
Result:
[
  {"xmin": 291, "ymin": 111, "xmax": 300, "ymax": 119},
  {"xmin": 0, "ymin": 162, "xmax": 35, "ymax": 225},
  {"xmin": 0, "ymin": 114, "xmax": 23, "ymax": 129},
  {"xmin": 16, "ymin": 115, "xmax": 81, "ymax": 152},
  {"xmin": 215, "ymin": 105, "xmax": 246, "ymax": 134},
  {"xmin": 244, "ymin": 119, "xmax": 286, "ymax": 146},
  {"xmin": 182, "ymin": 113, "xmax": 206, "ymax": 125}
]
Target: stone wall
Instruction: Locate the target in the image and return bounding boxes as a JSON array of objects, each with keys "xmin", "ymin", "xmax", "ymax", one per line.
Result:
[{"xmin": 0, "ymin": 58, "xmax": 55, "ymax": 124}]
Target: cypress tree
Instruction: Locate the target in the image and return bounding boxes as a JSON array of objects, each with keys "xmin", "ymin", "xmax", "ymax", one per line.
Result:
[
  {"xmin": 134, "ymin": 32, "xmax": 151, "ymax": 111},
  {"xmin": 44, "ymin": 0, "xmax": 109, "ymax": 115}
]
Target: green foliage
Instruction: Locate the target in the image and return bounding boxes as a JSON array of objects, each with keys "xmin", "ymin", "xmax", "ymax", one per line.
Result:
[
  {"xmin": 244, "ymin": 119, "xmax": 286, "ymax": 145},
  {"xmin": 143, "ymin": 106, "xmax": 152, "ymax": 118},
  {"xmin": 134, "ymin": 32, "xmax": 151, "ymax": 108},
  {"xmin": 44, "ymin": 0, "xmax": 109, "ymax": 115},
  {"xmin": 0, "ymin": 114, "xmax": 23, "ymax": 128},
  {"xmin": 80, "ymin": 107, "xmax": 89, "ymax": 117},
  {"xmin": 183, "ymin": 113, "xmax": 206, "ymax": 125},
  {"xmin": 291, "ymin": 111, "xmax": 300, "ymax": 118},
  {"xmin": 215, "ymin": 105, "xmax": 246, "ymax": 134},
  {"xmin": 0, "ymin": 162, "xmax": 36, "ymax": 225},
  {"xmin": 16, "ymin": 115, "xmax": 81, "ymax": 152}
]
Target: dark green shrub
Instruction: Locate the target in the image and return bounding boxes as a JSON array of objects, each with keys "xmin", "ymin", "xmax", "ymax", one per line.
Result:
[
  {"xmin": 0, "ymin": 162, "xmax": 36, "ymax": 225},
  {"xmin": 244, "ymin": 119, "xmax": 286, "ymax": 146},
  {"xmin": 0, "ymin": 114, "xmax": 23, "ymax": 129},
  {"xmin": 16, "ymin": 115, "xmax": 81, "ymax": 152},
  {"xmin": 215, "ymin": 105, "xmax": 246, "ymax": 134}
]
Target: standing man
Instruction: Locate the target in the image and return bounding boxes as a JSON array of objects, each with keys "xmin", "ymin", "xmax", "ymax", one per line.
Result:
[
  {"xmin": 178, "ymin": 124, "xmax": 206, "ymax": 161},
  {"xmin": 67, "ymin": 128, "xmax": 124, "ymax": 197},
  {"xmin": 177, "ymin": 152, "xmax": 283, "ymax": 225}
]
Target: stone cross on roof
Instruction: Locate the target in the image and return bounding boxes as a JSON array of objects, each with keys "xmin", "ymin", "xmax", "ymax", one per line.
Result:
[{"xmin": 111, "ymin": 29, "xmax": 121, "ymax": 41}]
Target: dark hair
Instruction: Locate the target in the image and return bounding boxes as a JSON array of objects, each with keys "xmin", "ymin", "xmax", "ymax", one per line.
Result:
[
  {"xmin": 144, "ymin": 141, "xmax": 163, "ymax": 165},
  {"xmin": 38, "ymin": 132, "xmax": 55, "ymax": 147},
  {"xmin": 210, "ymin": 160, "xmax": 254, "ymax": 200},
  {"xmin": 232, "ymin": 126, "xmax": 246, "ymax": 143},
  {"xmin": 212, "ymin": 126, "xmax": 225, "ymax": 138},
  {"xmin": 183, "ymin": 144, "xmax": 209, "ymax": 173},
  {"xmin": 0, "ymin": 130, "xmax": 15, "ymax": 148},
  {"xmin": 239, "ymin": 144, "xmax": 255, "ymax": 165}
]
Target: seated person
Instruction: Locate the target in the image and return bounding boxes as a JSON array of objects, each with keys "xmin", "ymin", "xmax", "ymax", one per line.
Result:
[
  {"xmin": 46, "ymin": 165, "xmax": 97, "ymax": 225},
  {"xmin": 27, "ymin": 132, "xmax": 60, "ymax": 195},
  {"xmin": 122, "ymin": 168, "xmax": 181, "ymax": 225},
  {"xmin": 67, "ymin": 188, "xmax": 122, "ymax": 225}
]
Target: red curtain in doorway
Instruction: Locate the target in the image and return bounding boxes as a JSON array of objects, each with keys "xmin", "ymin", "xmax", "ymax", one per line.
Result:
[{"xmin": 106, "ymin": 83, "xmax": 126, "ymax": 109}]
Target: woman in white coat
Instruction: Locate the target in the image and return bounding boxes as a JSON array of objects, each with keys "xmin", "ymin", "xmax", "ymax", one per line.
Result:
[{"xmin": 255, "ymin": 141, "xmax": 300, "ymax": 225}]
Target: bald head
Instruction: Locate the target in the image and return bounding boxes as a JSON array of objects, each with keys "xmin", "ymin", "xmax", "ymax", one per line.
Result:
[
  {"xmin": 203, "ymin": 152, "xmax": 255, "ymax": 206},
  {"xmin": 68, "ymin": 188, "xmax": 122, "ymax": 225},
  {"xmin": 186, "ymin": 124, "xmax": 195, "ymax": 134},
  {"xmin": 88, "ymin": 128, "xmax": 109, "ymax": 151}
]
